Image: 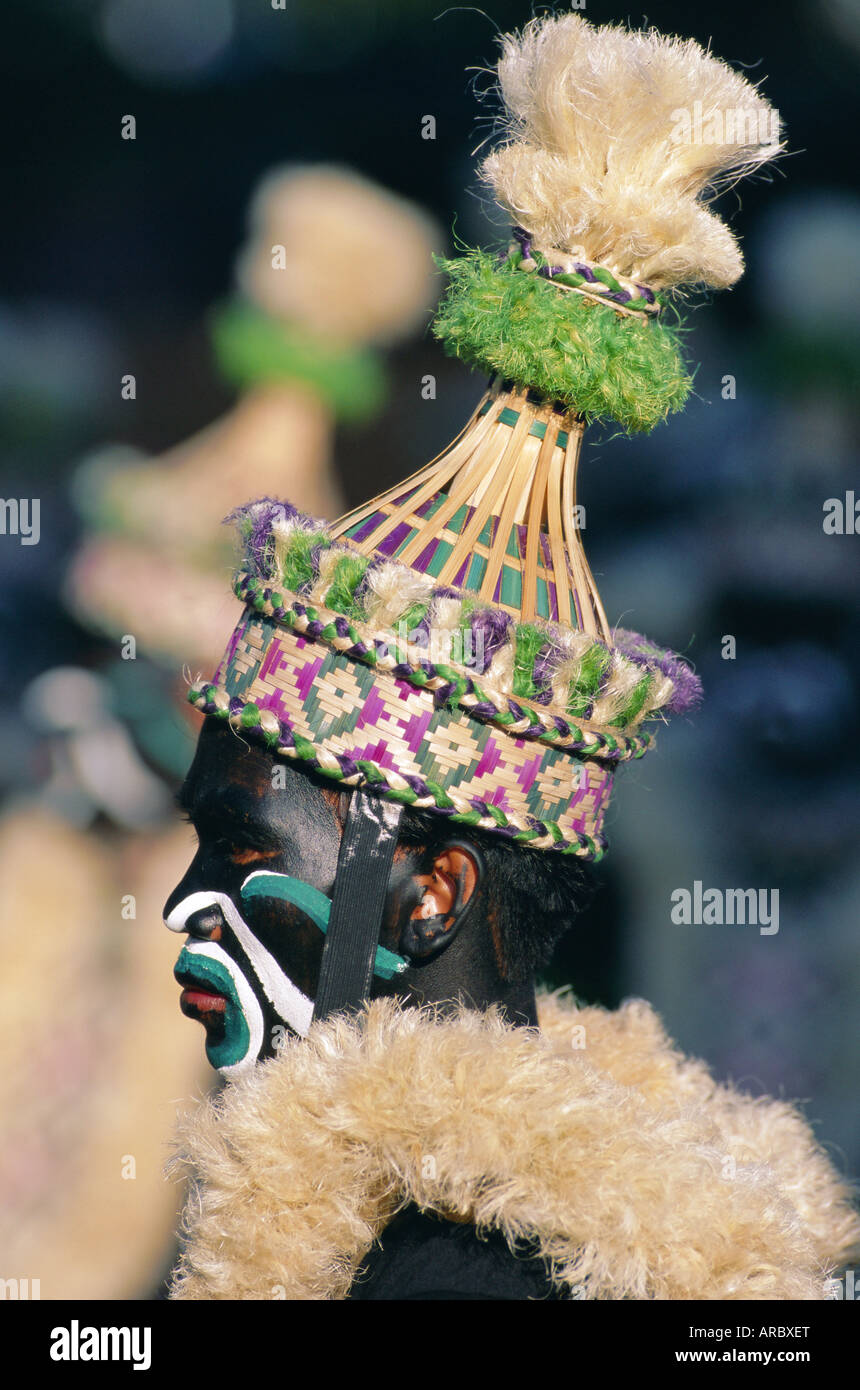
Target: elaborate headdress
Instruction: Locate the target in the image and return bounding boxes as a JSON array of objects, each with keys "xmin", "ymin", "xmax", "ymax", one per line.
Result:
[{"xmin": 188, "ymin": 14, "xmax": 781, "ymax": 1016}]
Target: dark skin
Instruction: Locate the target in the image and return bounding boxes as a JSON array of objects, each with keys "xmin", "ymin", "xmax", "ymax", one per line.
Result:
[{"xmin": 164, "ymin": 718, "xmax": 538, "ymax": 1064}]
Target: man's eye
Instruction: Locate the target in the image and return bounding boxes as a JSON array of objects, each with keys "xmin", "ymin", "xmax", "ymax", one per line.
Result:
[
  {"xmin": 212, "ymin": 836, "xmax": 280, "ymax": 865},
  {"xmin": 179, "ymin": 808, "xmax": 280, "ymax": 863},
  {"xmin": 228, "ymin": 844, "xmax": 274, "ymax": 866}
]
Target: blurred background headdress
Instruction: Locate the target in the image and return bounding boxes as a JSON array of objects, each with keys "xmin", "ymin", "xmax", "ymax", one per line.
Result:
[{"xmin": 68, "ymin": 165, "xmax": 442, "ymax": 673}]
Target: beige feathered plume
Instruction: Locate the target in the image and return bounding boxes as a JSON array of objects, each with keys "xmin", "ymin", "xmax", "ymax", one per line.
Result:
[{"xmin": 482, "ymin": 13, "xmax": 784, "ymax": 289}]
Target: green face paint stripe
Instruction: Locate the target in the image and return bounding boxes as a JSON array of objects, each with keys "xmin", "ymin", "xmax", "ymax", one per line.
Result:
[
  {"xmin": 241, "ymin": 872, "xmax": 331, "ymax": 932},
  {"xmin": 240, "ymin": 872, "xmax": 408, "ymax": 978},
  {"xmin": 370, "ymin": 944, "xmax": 408, "ymax": 980},
  {"xmin": 174, "ymin": 946, "xmax": 251, "ymax": 1069}
]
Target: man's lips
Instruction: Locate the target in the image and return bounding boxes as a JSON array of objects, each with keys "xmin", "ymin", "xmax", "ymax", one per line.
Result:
[
  {"xmin": 175, "ymin": 969, "xmax": 228, "ymax": 1016},
  {"xmin": 180, "ymin": 986, "xmax": 227, "ymax": 1014}
]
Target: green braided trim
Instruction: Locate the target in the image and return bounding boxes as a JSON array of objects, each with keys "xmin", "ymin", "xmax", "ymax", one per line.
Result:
[
  {"xmin": 431, "ymin": 248, "xmax": 692, "ymax": 434},
  {"xmin": 513, "ymin": 246, "xmax": 664, "ymax": 314},
  {"xmin": 211, "ymin": 301, "xmax": 386, "ymax": 423}
]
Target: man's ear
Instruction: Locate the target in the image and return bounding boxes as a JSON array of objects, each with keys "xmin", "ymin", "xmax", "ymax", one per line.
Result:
[{"xmin": 399, "ymin": 840, "xmax": 483, "ymax": 962}]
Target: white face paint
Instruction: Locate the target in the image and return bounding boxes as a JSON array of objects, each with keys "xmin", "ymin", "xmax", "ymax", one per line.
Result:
[
  {"xmin": 165, "ymin": 887, "xmax": 315, "ymax": 1075},
  {"xmin": 181, "ymin": 938, "xmax": 264, "ymax": 1079}
]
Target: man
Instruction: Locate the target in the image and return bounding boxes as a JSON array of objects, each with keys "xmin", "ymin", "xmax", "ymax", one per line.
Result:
[
  {"xmin": 163, "ymin": 14, "xmax": 859, "ymax": 1299},
  {"xmin": 166, "ymin": 718, "xmax": 589, "ymax": 1298},
  {"xmin": 163, "ymin": 491, "xmax": 858, "ymax": 1301}
]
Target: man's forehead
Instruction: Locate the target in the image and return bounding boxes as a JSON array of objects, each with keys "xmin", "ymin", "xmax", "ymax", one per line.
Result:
[
  {"xmin": 180, "ymin": 718, "xmax": 344, "ymax": 833},
  {"xmin": 181, "ymin": 720, "xmax": 274, "ymax": 802}
]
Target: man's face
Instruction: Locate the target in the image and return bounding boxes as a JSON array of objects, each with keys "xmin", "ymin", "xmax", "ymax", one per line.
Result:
[{"xmin": 163, "ymin": 719, "xmax": 410, "ymax": 1076}]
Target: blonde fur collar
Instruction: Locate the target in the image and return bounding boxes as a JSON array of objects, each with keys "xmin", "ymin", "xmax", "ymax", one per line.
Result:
[{"xmin": 170, "ymin": 993, "xmax": 859, "ymax": 1300}]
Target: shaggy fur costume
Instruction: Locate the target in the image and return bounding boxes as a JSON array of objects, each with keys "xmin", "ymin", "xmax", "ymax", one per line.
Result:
[{"xmin": 170, "ymin": 992, "xmax": 859, "ymax": 1300}]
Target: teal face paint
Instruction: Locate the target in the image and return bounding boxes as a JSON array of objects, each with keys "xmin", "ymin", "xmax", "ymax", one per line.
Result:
[
  {"xmin": 242, "ymin": 873, "xmax": 331, "ymax": 932},
  {"xmin": 174, "ymin": 945, "xmax": 252, "ymax": 1070},
  {"xmin": 240, "ymin": 871, "xmax": 408, "ymax": 981}
]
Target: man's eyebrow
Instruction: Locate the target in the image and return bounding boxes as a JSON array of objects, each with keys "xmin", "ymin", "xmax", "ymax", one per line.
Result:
[{"xmin": 175, "ymin": 784, "xmax": 277, "ymax": 833}]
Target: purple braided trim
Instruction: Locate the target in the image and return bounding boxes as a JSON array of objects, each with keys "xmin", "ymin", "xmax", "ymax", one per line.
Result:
[
  {"xmin": 512, "ymin": 226, "xmax": 532, "ymax": 258},
  {"xmin": 511, "ymin": 225, "xmax": 657, "ymax": 308},
  {"xmin": 469, "ymin": 700, "xmax": 498, "ymax": 721},
  {"xmin": 433, "ymin": 684, "xmax": 455, "ymax": 706},
  {"xmin": 537, "ymin": 262, "xmax": 633, "ymax": 307}
]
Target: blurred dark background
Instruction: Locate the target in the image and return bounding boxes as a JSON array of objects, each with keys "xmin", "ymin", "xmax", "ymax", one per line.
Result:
[{"xmin": 0, "ymin": 0, "xmax": 857, "ymax": 1296}]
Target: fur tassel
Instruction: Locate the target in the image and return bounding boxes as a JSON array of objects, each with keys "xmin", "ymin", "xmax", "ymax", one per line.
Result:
[
  {"xmin": 590, "ymin": 654, "xmax": 644, "ymax": 726},
  {"xmin": 363, "ymin": 561, "xmax": 434, "ymax": 632},
  {"xmin": 307, "ymin": 546, "xmax": 344, "ymax": 606},
  {"xmin": 426, "ymin": 594, "xmax": 466, "ymax": 665},
  {"xmin": 482, "ymin": 14, "xmax": 784, "ymax": 290},
  {"xmin": 640, "ymin": 673, "xmax": 675, "ymax": 721},
  {"xmin": 170, "ymin": 993, "xmax": 859, "ymax": 1301},
  {"xmin": 485, "ymin": 641, "xmax": 515, "ymax": 696}
]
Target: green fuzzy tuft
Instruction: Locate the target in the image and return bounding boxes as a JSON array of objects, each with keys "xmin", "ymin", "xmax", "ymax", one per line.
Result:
[
  {"xmin": 280, "ymin": 529, "xmax": 330, "ymax": 593},
  {"xmin": 512, "ymin": 623, "xmax": 549, "ymax": 700},
  {"xmin": 325, "ymin": 552, "xmax": 369, "ymax": 616},
  {"xmin": 400, "ymin": 599, "xmax": 429, "ymax": 635},
  {"xmin": 431, "ymin": 249, "xmax": 692, "ymax": 434},
  {"xmin": 566, "ymin": 644, "xmax": 612, "ymax": 718},
  {"xmin": 612, "ymin": 672, "xmax": 654, "ymax": 728}
]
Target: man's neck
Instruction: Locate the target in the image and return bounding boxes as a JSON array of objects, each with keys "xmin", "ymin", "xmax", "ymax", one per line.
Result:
[{"xmin": 384, "ymin": 917, "xmax": 539, "ymax": 1028}]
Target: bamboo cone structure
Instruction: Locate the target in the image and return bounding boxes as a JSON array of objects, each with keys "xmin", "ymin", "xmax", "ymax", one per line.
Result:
[{"xmin": 330, "ymin": 377, "xmax": 610, "ymax": 639}]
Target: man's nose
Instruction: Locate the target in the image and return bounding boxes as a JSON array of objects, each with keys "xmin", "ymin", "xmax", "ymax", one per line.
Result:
[
  {"xmin": 183, "ymin": 904, "xmax": 225, "ymax": 942},
  {"xmin": 163, "ymin": 894, "xmax": 225, "ymax": 942}
]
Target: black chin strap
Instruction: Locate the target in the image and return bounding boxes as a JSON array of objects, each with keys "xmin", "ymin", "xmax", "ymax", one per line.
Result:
[{"xmin": 312, "ymin": 790, "xmax": 404, "ymax": 1023}]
